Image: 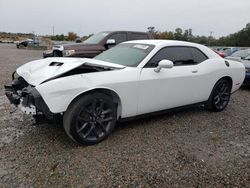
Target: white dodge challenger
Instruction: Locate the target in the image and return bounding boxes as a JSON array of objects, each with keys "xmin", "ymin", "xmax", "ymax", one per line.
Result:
[{"xmin": 5, "ymin": 40, "xmax": 245, "ymax": 145}]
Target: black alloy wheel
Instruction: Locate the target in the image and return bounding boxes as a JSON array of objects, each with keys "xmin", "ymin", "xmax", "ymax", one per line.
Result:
[
  {"xmin": 53, "ymin": 51, "xmax": 60, "ymax": 57},
  {"xmin": 64, "ymin": 93, "xmax": 117, "ymax": 145},
  {"xmin": 206, "ymin": 79, "xmax": 232, "ymax": 112}
]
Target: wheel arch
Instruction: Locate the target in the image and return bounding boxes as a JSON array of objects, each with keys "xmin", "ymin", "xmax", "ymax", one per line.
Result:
[
  {"xmin": 219, "ymin": 76, "xmax": 233, "ymax": 90},
  {"xmin": 207, "ymin": 75, "xmax": 233, "ymax": 101},
  {"xmin": 53, "ymin": 50, "xmax": 63, "ymax": 57},
  {"xmin": 205, "ymin": 75, "xmax": 233, "ymax": 112},
  {"xmin": 68, "ymin": 87, "xmax": 122, "ymax": 120}
]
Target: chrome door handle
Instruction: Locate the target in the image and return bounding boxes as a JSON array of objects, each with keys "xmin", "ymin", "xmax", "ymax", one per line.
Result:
[{"xmin": 192, "ymin": 70, "xmax": 198, "ymax": 73}]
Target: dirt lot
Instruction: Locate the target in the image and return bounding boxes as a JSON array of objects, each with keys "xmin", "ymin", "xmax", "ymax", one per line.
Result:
[{"xmin": 0, "ymin": 43, "xmax": 249, "ymax": 187}]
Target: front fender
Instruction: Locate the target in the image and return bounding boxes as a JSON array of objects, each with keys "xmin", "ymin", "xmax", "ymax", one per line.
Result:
[
  {"xmin": 36, "ymin": 68, "xmax": 140, "ymax": 118},
  {"xmin": 37, "ymin": 79, "xmax": 124, "ymax": 116},
  {"xmin": 36, "ymin": 74, "xmax": 90, "ymax": 113}
]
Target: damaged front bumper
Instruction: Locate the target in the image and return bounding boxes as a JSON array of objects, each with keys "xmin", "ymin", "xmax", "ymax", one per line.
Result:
[{"xmin": 4, "ymin": 75, "xmax": 54, "ymax": 120}]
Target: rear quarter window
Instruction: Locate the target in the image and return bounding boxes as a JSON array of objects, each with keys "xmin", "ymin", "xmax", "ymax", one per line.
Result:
[{"xmin": 189, "ymin": 47, "xmax": 208, "ymax": 63}]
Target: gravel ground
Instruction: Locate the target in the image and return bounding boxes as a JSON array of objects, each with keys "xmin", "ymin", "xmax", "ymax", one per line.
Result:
[{"xmin": 0, "ymin": 43, "xmax": 249, "ymax": 187}]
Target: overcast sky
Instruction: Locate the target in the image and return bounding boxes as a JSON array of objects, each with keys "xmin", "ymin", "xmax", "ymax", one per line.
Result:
[{"xmin": 0, "ymin": 0, "xmax": 249, "ymax": 38}]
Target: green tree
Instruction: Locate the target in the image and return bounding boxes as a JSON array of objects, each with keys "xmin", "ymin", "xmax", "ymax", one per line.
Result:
[
  {"xmin": 146, "ymin": 24, "xmax": 250, "ymax": 46},
  {"xmin": 50, "ymin": 34, "xmax": 65, "ymax": 41},
  {"xmin": 174, "ymin": 28, "xmax": 183, "ymax": 40},
  {"xmin": 68, "ymin": 32, "xmax": 77, "ymax": 41}
]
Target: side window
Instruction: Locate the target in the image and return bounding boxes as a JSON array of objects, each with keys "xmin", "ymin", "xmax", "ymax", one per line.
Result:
[
  {"xmin": 146, "ymin": 46, "xmax": 206, "ymax": 68},
  {"xmin": 146, "ymin": 48, "xmax": 170, "ymax": 67},
  {"xmin": 129, "ymin": 33, "xmax": 148, "ymax": 40},
  {"xmin": 108, "ymin": 33, "xmax": 127, "ymax": 44},
  {"xmin": 189, "ymin": 47, "xmax": 208, "ymax": 63},
  {"xmin": 146, "ymin": 47, "xmax": 194, "ymax": 67}
]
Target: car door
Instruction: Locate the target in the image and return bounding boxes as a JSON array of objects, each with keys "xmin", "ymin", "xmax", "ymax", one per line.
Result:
[
  {"xmin": 137, "ymin": 46, "xmax": 208, "ymax": 115},
  {"xmin": 106, "ymin": 32, "xmax": 127, "ymax": 48}
]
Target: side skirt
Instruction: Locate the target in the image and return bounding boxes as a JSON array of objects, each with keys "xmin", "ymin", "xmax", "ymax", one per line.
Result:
[{"xmin": 118, "ymin": 102, "xmax": 206, "ymax": 123}]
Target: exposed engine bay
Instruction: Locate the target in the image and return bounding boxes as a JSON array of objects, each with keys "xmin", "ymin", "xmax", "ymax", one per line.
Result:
[{"xmin": 4, "ymin": 64, "xmax": 115, "ymax": 122}]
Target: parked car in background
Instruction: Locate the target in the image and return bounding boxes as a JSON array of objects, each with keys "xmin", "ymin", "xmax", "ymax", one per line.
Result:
[
  {"xmin": 43, "ymin": 31, "xmax": 153, "ymax": 58},
  {"xmin": 16, "ymin": 38, "xmax": 39, "ymax": 48},
  {"xmin": 218, "ymin": 47, "xmax": 239, "ymax": 57},
  {"xmin": 226, "ymin": 49, "xmax": 250, "ymax": 86},
  {"xmin": 16, "ymin": 39, "xmax": 34, "ymax": 48},
  {"xmin": 227, "ymin": 49, "xmax": 250, "ymax": 60},
  {"xmin": 213, "ymin": 49, "xmax": 225, "ymax": 58},
  {"xmin": 5, "ymin": 40, "xmax": 245, "ymax": 145},
  {"xmin": 242, "ymin": 54, "xmax": 250, "ymax": 86}
]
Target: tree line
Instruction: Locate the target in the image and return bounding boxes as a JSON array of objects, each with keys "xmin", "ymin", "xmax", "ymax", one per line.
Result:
[
  {"xmin": 50, "ymin": 32, "xmax": 92, "ymax": 42},
  {"xmin": 148, "ymin": 23, "xmax": 250, "ymax": 47},
  {"xmin": 1, "ymin": 23, "xmax": 249, "ymax": 46}
]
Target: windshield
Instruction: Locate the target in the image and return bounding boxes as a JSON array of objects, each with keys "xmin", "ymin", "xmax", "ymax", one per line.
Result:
[
  {"xmin": 94, "ymin": 43, "xmax": 155, "ymax": 67},
  {"xmin": 231, "ymin": 50, "xmax": 250, "ymax": 58},
  {"xmin": 83, "ymin": 32, "xmax": 109, "ymax": 44}
]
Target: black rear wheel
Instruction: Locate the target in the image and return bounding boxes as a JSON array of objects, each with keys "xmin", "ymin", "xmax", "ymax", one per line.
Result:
[
  {"xmin": 205, "ymin": 79, "xmax": 232, "ymax": 112},
  {"xmin": 53, "ymin": 51, "xmax": 61, "ymax": 57},
  {"xmin": 63, "ymin": 93, "xmax": 117, "ymax": 145}
]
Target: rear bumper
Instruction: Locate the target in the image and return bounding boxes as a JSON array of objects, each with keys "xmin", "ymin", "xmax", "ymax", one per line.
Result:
[{"xmin": 5, "ymin": 79, "xmax": 54, "ymax": 119}]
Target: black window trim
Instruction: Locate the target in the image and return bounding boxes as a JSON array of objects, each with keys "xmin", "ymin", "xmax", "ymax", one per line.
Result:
[
  {"xmin": 100, "ymin": 32, "xmax": 128, "ymax": 45},
  {"xmin": 144, "ymin": 45, "xmax": 209, "ymax": 68},
  {"xmin": 107, "ymin": 32, "xmax": 128, "ymax": 44},
  {"xmin": 128, "ymin": 32, "xmax": 150, "ymax": 40}
]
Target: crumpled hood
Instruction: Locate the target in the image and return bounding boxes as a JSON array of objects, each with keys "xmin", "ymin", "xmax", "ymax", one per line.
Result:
[{"xmin": 16, "ymin": 57, "xmax": 125, "ymax": 86}]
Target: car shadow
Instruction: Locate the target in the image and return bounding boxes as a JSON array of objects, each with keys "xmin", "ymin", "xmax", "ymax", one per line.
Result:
[
  {"xmin": 115, "ymin": 105, "xmax": 204, "ymax": 132},
  {"xmin": 25, "ymin": 105, "xmax": 206, "ymax": 147},
  {"xmin": 241, "ymin": 86, "xmax": 250, "ymax": 90},
  {"xmin": 30, "ymin": 120, "xmax": 80, "ymax": 148}
]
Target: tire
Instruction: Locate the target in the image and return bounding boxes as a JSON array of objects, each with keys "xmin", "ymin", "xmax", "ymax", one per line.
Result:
[
  {"xmin": 63, "ymin": 93, "xmax": 117, "ymax": 145},
  {"xmin": 53, "ymin": 51, "xmax": 61, "ymax": 57},
  {"xmin": 205, "ymin": 79, "xmax": 232, "ymax": 112}
]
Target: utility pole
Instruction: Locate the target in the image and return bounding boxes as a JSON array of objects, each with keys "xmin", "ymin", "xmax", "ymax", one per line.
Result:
[
  {"xmin": 209, "ymin": 31, "xmax": 214, "ymax": 46},
  {"xmin": 53, "ymin": 26, "xmax": 55, "ymax": 36},
  {"xmin": 210, "ymin": 31, "xmax": 214, "ymax": 38}
]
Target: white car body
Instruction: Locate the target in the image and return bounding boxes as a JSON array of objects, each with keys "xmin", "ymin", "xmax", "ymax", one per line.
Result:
[{"xmin": 10, "ymin": 40, "xmax": 245, "ymax": 119}]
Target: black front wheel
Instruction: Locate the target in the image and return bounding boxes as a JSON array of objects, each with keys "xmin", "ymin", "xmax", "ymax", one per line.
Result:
[
  {"xmin": 205, "ymin": 79, "xmax": 232, "ymax": 112},
  {"xmin": 53, "ymin": 51, "xmax": 61, "ymax": 57},
  {"xmin": 63, "ymin": 93, "xmax": 117, "ymax": 145}
]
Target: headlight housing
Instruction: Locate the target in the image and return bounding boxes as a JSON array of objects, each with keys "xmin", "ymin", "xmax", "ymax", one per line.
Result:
[{"xmin": 63, "ymin": 50, "xmax": 76, "ymax": 57}]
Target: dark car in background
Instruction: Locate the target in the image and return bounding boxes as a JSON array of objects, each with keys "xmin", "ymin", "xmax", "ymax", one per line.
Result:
[
  {"xmin": 16, "ymin": 37, "xmax": 39, "ymax": 48},
  {"xmin": 43, "ymin": 31, "xmax": 153, "ymax": 58},
  {"xmin": 226, "ymin": 49, "xmax": 250, "ymax": 86},
  {"xmin": 16, "ymin": 39, "xmax": 35, "ymax": 48}
]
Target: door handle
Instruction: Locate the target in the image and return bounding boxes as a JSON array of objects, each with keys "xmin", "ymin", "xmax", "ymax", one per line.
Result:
[{"xmin": 192, "ymin": 70, "xmax": 198, "ymax": 73}]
